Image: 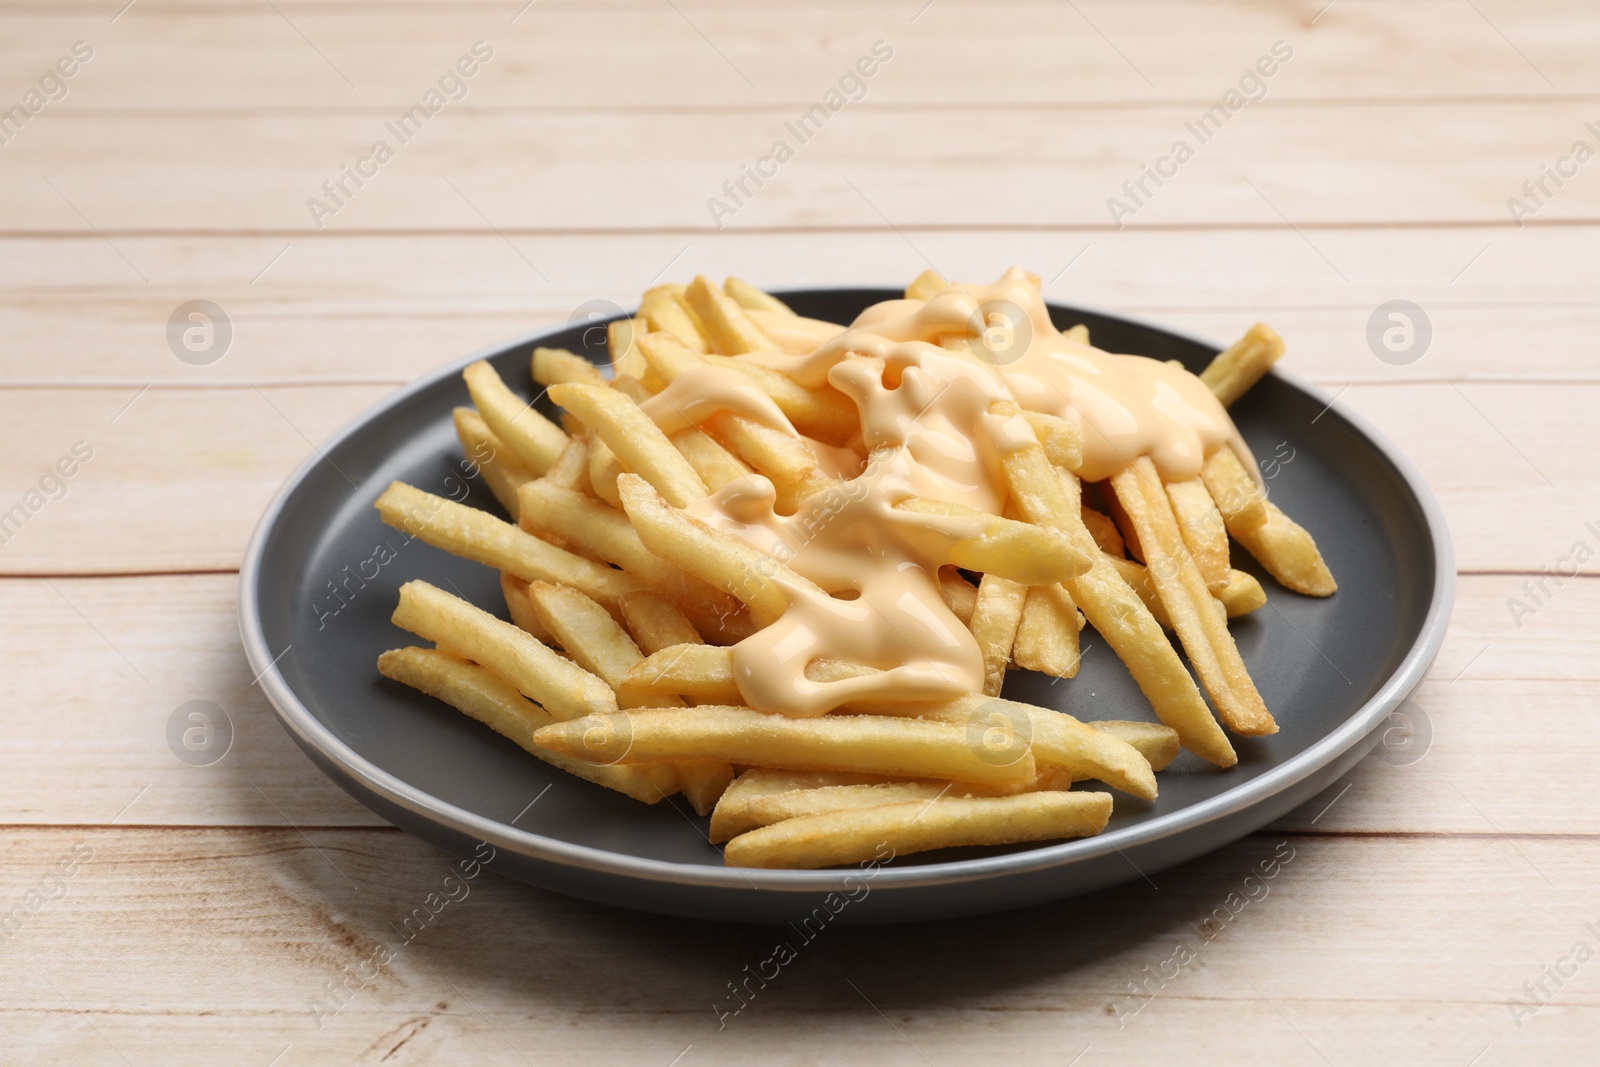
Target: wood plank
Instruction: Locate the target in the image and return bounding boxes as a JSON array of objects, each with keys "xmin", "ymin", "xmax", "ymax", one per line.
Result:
[
  {"xmin": 0, "ymin": 573, "xmax": 1591, "ymax": 833},
  {"xmin": 7, "ymin": 99, "xmax": 1600, "ymax": 232},
  {"xmin": 3, "ymin": 0, "xmax": 1598, "ymax": 114},
  {"xmin": 0, "ymin": 380, "xmax": 1586, "ymax": 573},
  {"xmin": 0, "ymin": 826, "xmax": 1594, "ymax": 1063},
  {"xmin": 2, "ymin": 228, "xmax": 1597, "ymax": 383}
]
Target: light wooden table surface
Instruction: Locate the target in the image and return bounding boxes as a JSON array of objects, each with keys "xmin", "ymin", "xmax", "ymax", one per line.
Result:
[{"xmin": 2, "ymin": 1, "xmax": 1595, "ymax": 1063}]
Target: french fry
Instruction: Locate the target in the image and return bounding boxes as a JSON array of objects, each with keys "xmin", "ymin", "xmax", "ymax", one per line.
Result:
[
  {"xmin": 970, "ymin": 574, "xmax": 1027, "ymax": 697},
  {"xmin": 1013, "ymin": 584, "xmax": 1081, "ymax": 679},
  {"xmin": 608, "ymin": 316, "xmax": 648, "ymax": 379},
  {"xmin": 532, "ymin": 346, "xmax": 607, "ymax": 389},
  {"xmin": 894, "ymin": 498, "xmax": 1093, "ymax": 587},
  {"xmin": 711, "ymin": 778, "xmax": 959, "ymax": 843},
  {"xmin": 1201, "ymin": 324, "xmax": 1284, "ymax": 407},
  {"xmin": 905, "ymin": 269, "xmax": 947, "ymax": 301},
  {"xmin": 1166, "ymin": 478, "xmax": 1231, "ymax": 594},
  {"xmin": 1218, "ymin": 569, "xmax": 1267, "ymax": 617},
  {"xmin": 462, "ymin": 360, "xmax": 567, "ymax": 475},
  {"xmin": 685, "ymin": 276, "xmax": 783, "ymax": 354},
  {"xmin": 1201, "ymin": 448, "xmax": 1336, "ymax": 597},
  {"xmin": 534, "ymin": 705, "xmax": 1039, "ymax": 789},
  {"xmin": 378, "ymin": 647, "xmax": 673, "ymax": 804},
  {"xmin": 1110, "ymin": 457, "xmax": 1275, "ymax": 737},
  {"xmin": 500, "ymin": 573, "xmax": 554, "ymax": 645},
  {"xmin": 724, "ymin": 276, "xmax": 795, "ymax": 317},
  {"xmin": 588, "ymin": 439, "xmax": 624, "ymax": 508},
  {"xmin": 391, "ymin": 580, "xmax": 617, "ymax": 721},
  {"xmin": 544, "ymin": 437, "xmax": 592, "ymax": 494},
  {"xmin": 548, "ymin": 383, "xmax": 707, "ymax": 509},
  {"xmin": 453, "ymin": 407, "xmax": 535, "ymax": 520},
  {"xmin": 639, "ymin": 286, "xmax": 708, "ymax": 353},
  {"xmin": 710, "ymin": 413, "xmax": 836, "ymax": 511},
  {"xmin": 619, "ymin": 591, "xmax": 702, "ymax": 655},
  {"xmin": 617, "ymin": 643, "xmax": 743, "ymax": 708},
  {"xmin": 1062, "ymin": 323, "xmax": 1090, "ymax": 345},
  {"xmin": 1088, "ymin": 720, "xmax": 1180, "ymax": 772},
  {"xmin": 722, "ymin": 792, "xmax": 1111, "ymax": 869},
  {"xmin": 992, "ymin": 402, "xmax": 1236, "ymax": 767},
  {"xmin": 1081, "ymin": 506, "xmax": 1125, "ymax": 556},
  {"xmin": 374, "ymin": 481, "xmax": 640, "ymax": 608},
  {"xmin": 670, "ymin": 426, "xmax": 751, "ymax": 492},
  {"xmin": 1102, "ymin": 554, "xmax": 1173, "ymax": 629},
  {"xmin": 516, "ymin": 480, "xmax": 750, "ymax": 640},
  {"xmin": 1023, "ymin": 411, "xmax": 1084, "ymax": 471}
]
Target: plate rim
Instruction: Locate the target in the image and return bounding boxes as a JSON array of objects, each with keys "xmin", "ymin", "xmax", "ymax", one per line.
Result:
[{"xmin": 239, "ymin": 293, "xmax": 1455, "ymax": 895}]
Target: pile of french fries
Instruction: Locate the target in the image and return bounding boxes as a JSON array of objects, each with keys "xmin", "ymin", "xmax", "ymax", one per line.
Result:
[{"xmin": 374, "ymin": 271, "xmax": 1335, "ymax": 869}]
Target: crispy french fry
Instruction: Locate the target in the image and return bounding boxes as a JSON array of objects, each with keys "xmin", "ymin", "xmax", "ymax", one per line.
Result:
[
  {"xmin": 670, "ymin": 426, "xmax": 751, "ymax": 492},
  {"xmin": 392, "ymin": 580, "xmax": 616, "ymax": 721},
  {"xmin": 970, "ymin": 574, "xmax": 1027, "ymax": 697},
  {"xmin": 462, "ymin": 360, "xmax": 567, "ymax": 475},
  {"xmin": 548, "ymin": 383, "xmax": 707, "ymax": 509},
  {"xmin": 1110, "ymin": 457, "xmax": 1275, "ymax": 737},
  {"xmin": 710, "ymin": 413, "xmax": 836, "ymax": 511},
  {"xmin": 1014, "ymin": 584, "xmax": 1081, "ymax": 679},
  {"xmin": 532, "ymin": 346, "xmax": 607, "ymax": 389},
  {"xmin": 619, "ymin": 591, "xmax": 702, "ymax": 655},
  {"xmin": 1201, "ymin": 448, "xmax": 1335, "ymax": 597},
  {"xmin": 1102, "ymin": 554, "xmax": 1173, "ymax": 629},
  {"xmin": 685, "ymin": 276, "xmax": 783, "ymax": 355},
  {"xmin": 905, "ymin": 269, "xmax": 947, "ymax": 301},
  {"xmin": 938, "ymin": 567, "xmax": 978, "ymax": 626},
  {"xmin": 1218, "ymin": 569, "xmax": 1267, "ymax": 617},
  {"xmin": 1081, "ymin": 506, "xmax": 1125, "ymax": 556},
  {"xmin": 1024, "ymin": 411, "xmax": 1084, "ymax": 471},
  {"xmin": 724, "ymin": 277, "xmax": 795, "ymax": 317},
  {"xmin": 534, "ymin": 706, "xmax": 1038, "ymax": 789},
  {"xmin": 588, "ymin": 439, "xmax": 624, "ymax": 508},
  {"xmin": 711, "ymin": 778, "xmax": 963, "ymax": 843},
  {"xmin": 375, "ymin": 481, "xmax": 641, "ymax": 608},
  {"xmin": 992, "ymin": 402, "xmax": 1235, "ymax": 767},
  {"xmin": 617, "ymin": 643, "xmax": 743, "ymax": 708},
  {"xmin": 723, "ymin": 792, "xmax": 1111, "ymax": 869},
  {"xmin": 544, "ymin": 437, "xmax": 592, "ymax": 494},
  {"xmin": 639, "ymin": 286, "xmax": 707, "ymax": 353},
  {"xmin": 1062, "ymin": 323, "xmax": 1090, "ymax": 345},
  {"xmin": 377, "ymin": 647, "xmax": 673, "ymax": 804},
  {"xmin": 1166, "ymin": 478, "xmax": 1231, "ymax": 594},
  {"xmin": 454, "ymin": 407, "xmax": 535, "ymax": 520},
  {"xmin": 1089, "ymin": 720, "xmax": 1180, "ymax": 773},
  {"xmin": 1201, "ymin": 324, "xmax": 1284, "ymax": 407},
  {"xmin": 894, "ymin": 498, "xmax": 1093, "ymax": 587},
  {"xmin": 608, "ymin": 316, "xmax": 648, "ymax": 379},
  {"xmin": 500, "ymin": 573, "xmax": 554, "ymax": 645}
]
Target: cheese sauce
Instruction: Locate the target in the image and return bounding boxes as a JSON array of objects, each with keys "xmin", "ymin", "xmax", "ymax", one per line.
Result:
[{"xmin": 640, "ymin": 268, "xmax": 1251, "ymax": 717}]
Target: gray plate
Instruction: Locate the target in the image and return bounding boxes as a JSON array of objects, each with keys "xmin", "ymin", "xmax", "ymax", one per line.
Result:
[{"xmin": 240, "ymin": 291, "xmax": 1452, "ymax": 925}]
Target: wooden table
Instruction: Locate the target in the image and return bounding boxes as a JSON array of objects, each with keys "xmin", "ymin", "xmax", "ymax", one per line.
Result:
[{"xmin": 2, "ymin": 1, "xmax": 1593, "ymax": 1062}]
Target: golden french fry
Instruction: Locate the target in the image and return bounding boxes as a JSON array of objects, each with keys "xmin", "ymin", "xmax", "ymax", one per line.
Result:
[
  {"xmin": 1201, "ymin": 448, "xmax": 1335, "ymax": 597},
  {"xmin": 1218, "ymin": 569, "xmax": 1267, "ymax": 617},
  {"xmin": 724, "ymin": 276, "xmax": 795, "ymax": 317},
  {"xmin": 377, "ymin": 647, "xmax": 673, "ymax": 804},
  {"xmin": 617, "ymin": 643, "xmax": 743, "ymax": 708},
  {"xmin": 670, "ymin": 426, "xmax": 751, "ymax": 492},
  {"xmin": 1063, "ymin": 323, "xmax": 1090, "ymax": 345},
  {"xmin": 374, "ymin": 481, "xmax": 641, "ymax": 608},
  {"xmin": 548, "ymin": 383, "xmax": 707, "ymax": 509},
  {"xmin": 587, "ymin": 439, "xmax": 624, "ymax": 508},
  {"xmin": 1166, "ymin": 478, "xmax": 1231, "ymax": 594},
  {"xmin": 462, "ymin": 360, "xmax": 567, "ymax": 475},
  {"xmin": 618, "ymin": 591, "xmax": 701, "ymax": 655},
  {"xmin": 711, "ymin": 779, "xmax": 954, "ymax": 843},
  {"xmin": 1201, "ymin": 324, "xmax": 1284, "ymax": 407},
  {"xmin": 685, "ymin": 276, "xmax": 782, "ymax": 354},
  {"xmin": 905, "ymin": 269, "xmax": 947, "ymax": 301},
  {"xmin": 894, "ymin": 498, "xmax": 1093, "ymax": 585},
  {"xmin": 392, "ymin": 580, "xmax": 617, "ymax": 721},
  {"xmin": 992, "ymin": 402, "xmax": 1235, "ymax": 767},
  {"xmin": 532, "ymin": 346, "xmax": 607, "ymax": 389},
  {"xmin": 454, "ymin": 407, "xmax": 535, "ymax": 520},
  {"xmin": 1110, "ymin": 457, "xmax": 1274, "ymax": 737},
  {"xmin": 608, "ymin": 316, "xmax": 648, "ymax": 379},
  {"xmin": 1102, "ymin": 553, "xmax": 1172, "ymax": 629},
  {"xmin": 534, "ymin": 706, "xmax": 1038, "ymax": 789},
  {"xmin": 1089, "ymin": 720, "xmax": 1180, "ymax": 772},
  {"xmin": 970, "ymin": 574, "xmax": 1027, "ymax": 697},
  {"xmin": 938, "ymin": 567, "xmax": 978, "ymax": 626},
  {"xmin": 1013, "ymin": 584, "xmax": 1080, "ymax": 679},
  {"xmin": 1080, "ymin": 506, "xmax": 1125, "ymax": 556},
  {"xmin": 544, "ymin": 437, "xmax": 592, "ymax": 494},
  {"xmin": 1023, "ymin": 411, "xmax": 1084, "ymax": 471},
  {"xmin": 500, "ymin": 572, "xmax": 554, "ymax": 645},
  {"xmin": 639, "ymin": 286, "xmax": 707, "ymax": 353},
  {"xmin": 723, "ymin": 791, "xmax": 1111, "ymax": 869}
]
